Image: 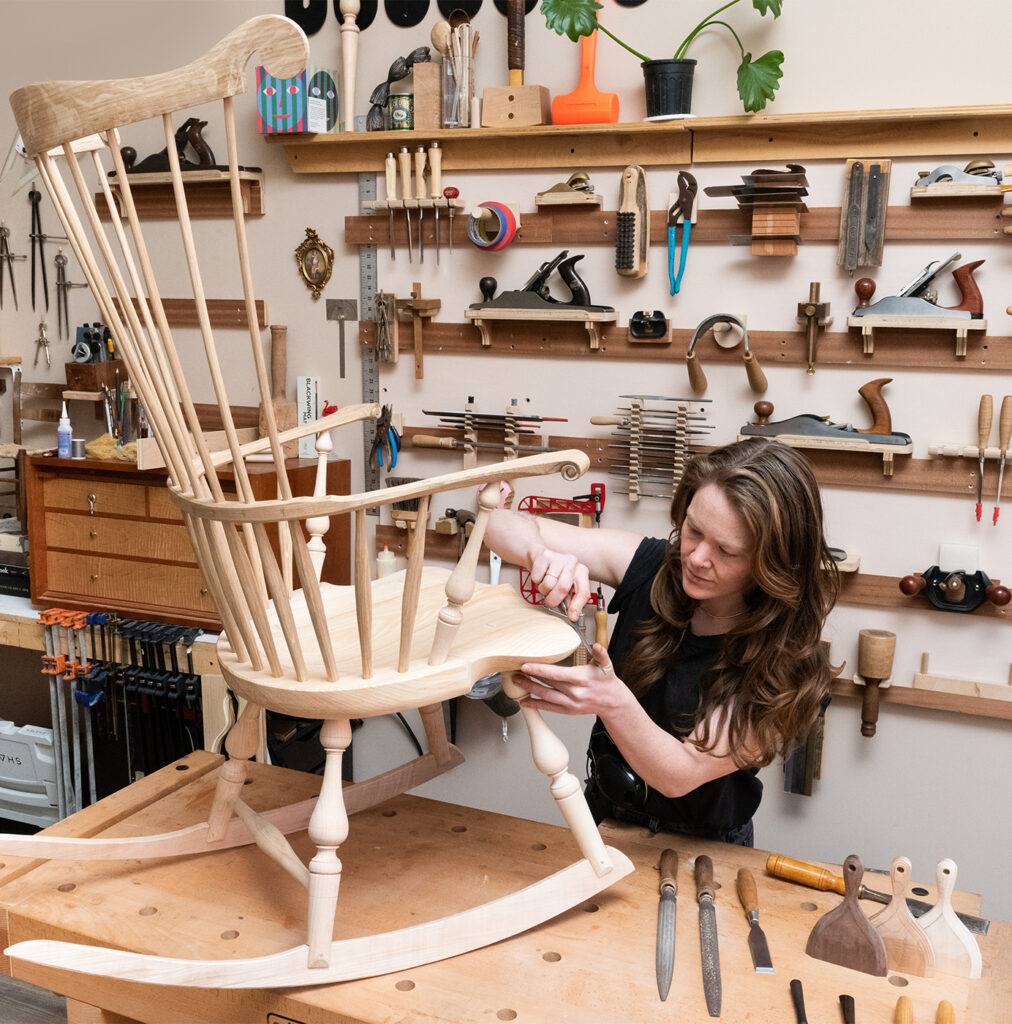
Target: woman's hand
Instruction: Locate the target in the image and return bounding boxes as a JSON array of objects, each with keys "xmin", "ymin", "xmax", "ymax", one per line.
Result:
[
  {"xmin": 529, "ymin": 547, "xmax": 592, "ymax": 619},
  {"xmin": 510, "ymin": 645, "xmax": 634, "ymax": 717}
]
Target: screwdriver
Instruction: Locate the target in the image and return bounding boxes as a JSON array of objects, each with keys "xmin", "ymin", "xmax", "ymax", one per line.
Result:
[
  {"xmin": 384, "ymin": 152, "xmax": 397, "ymax": 260},
  {"xmin": 993, "ymin": 395, "xmax": 1011, "ymax": 525},
  {"xmin": 397, "ymin": 146, "xmax": 413, "ymax": 263},
  {"xmin": 443, "ymin": 185, "xmax": 459, "ymax": 254},
  {"xmin": 428, "ymin": 141, "xmax": 442, "ymax": 265},
  {"xmin": 976, "ymin": 394, "xmax": 993, "ymax": 522}
]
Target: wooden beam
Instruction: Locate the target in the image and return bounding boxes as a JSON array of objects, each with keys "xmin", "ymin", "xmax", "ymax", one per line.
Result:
[
  {"xmin": 832, "ymin": 678, "xmax": 1012, "ymax": 722},
  {"xmin": 112, "ymin": 298, "xmax": 268, "ymax": 329},
  {"xmin": 839, "ymin": 572, "xmax": 1011, "ymax": 623}
]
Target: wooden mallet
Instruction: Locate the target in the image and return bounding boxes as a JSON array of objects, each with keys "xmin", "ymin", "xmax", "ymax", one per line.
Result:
[{"xmin": 856, "ymin": 628, "xmax": 896, "ymax": 737}]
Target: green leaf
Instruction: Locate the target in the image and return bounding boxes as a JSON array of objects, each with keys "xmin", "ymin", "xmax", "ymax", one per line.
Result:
[
  {"xmin": 737, "ymin": 49, "xmax": 783, "ymax": 111},
  {"xmin": 540, "ymin": 0, "xmax": 603, "ymax": 42},
  {"xmin": 752, "ymin": 0, "xmax": 782, "ymax": 16}
]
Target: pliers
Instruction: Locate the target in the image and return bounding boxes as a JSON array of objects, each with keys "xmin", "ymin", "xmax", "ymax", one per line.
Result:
[
  {"xmin": 369, "ymin": 404, "xmax": 401, "ymax": 471},
  {"xmin": 667, "ymin": 171, "xmax": 698, "ymax": 296}
]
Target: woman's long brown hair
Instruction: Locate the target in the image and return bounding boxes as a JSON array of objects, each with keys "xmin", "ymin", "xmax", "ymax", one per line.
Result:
[{"xmin": 620, "ymin": 439, "xmax": 840, "ymax": 769}]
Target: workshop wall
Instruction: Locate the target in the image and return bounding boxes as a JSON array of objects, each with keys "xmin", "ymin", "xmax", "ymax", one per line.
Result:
[{"xmin": 0, "ymin": 0, "xmax": 1009, "ymax": 923}]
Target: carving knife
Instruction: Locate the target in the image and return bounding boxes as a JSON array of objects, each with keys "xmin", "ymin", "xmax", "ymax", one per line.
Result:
[
  {"xmin": 736, "ymin": 867, "xmax": 773, "ymax": 973},
  {"xmin": 655, "ymin": 848, "xmax": 677, "ymax": 1001},
  {"xmin": 766, "ymin": 854, "xmax": 990, "ymax": 935},
  {"xmin": 695, "ymin": 855, "xmax": 721, "ymax": 1017}
]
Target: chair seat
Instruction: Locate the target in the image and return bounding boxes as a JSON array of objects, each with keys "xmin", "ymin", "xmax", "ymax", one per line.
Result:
[{"xmin": 217, "ymin": 567, "xmax": 580, "ymax": 719}]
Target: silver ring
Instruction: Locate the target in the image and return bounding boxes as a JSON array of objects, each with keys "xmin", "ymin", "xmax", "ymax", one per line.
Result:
[{"xmin": 544, "ymin": 573, "xmax": 557, "ymax": 580}]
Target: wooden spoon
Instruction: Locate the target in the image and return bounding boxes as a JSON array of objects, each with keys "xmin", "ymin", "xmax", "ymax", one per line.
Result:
[{"xmin": 430, "ymin": 19, "xmax": 452, "ymax": 58}]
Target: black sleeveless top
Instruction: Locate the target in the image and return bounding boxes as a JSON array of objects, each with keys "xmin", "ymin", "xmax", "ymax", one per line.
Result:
[{"xmin": 587, "ymin": 537, "xmax": 762, "ymax": 834}]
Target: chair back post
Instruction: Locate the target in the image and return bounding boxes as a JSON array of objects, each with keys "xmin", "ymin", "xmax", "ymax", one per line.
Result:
[{"xmin": 306, "ymin": 428, "xmax": 334, "ymax": 581}]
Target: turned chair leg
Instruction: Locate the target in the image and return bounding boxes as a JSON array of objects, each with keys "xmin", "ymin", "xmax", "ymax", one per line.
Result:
[
  {"xmin": 502, "ymin": 675, "xmax": 613, "ymax": 877},
  {"xmin": 206, "ymin": 701, "xmax": 262, "ymax": 841},
  {"xmin": 306, "ymin": 718, "xmax": 352, "ymax": 968}
]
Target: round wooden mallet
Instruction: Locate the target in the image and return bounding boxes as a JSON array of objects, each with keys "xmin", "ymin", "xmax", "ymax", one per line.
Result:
[{"xmin": 856, "ymin": 628, "xmax": 896, "ymax": 737}]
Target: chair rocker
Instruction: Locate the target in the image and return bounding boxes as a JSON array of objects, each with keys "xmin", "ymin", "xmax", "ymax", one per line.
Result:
[{"xmin": 2, "ymin": 14, "xmax": 633, "ymax": 988}]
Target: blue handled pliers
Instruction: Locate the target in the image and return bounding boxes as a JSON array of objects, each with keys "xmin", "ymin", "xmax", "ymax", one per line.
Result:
[
  {"xmin": 369, "ymin": 404, "xmax": 400, "ymax": 471},
  {"xmin": 667, "ymin": 171, "xmax": 698, "ymax": 296}
]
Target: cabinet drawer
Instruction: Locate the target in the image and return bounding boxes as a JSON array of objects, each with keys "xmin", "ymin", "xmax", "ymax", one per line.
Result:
[
  {"xmin": 45, "ymin": 551, "xmax": 216, "ymax": 616},
  {"xmin": 44, "ymin": 513, "xmax": 198, "ymax": 565},
  {"xmin": 42, "ymin": 476, "xmax": 146, "ymax": 518},
  {"xmin": 147, "ymin": 486, "xmax": 184, "ymax": 522}
]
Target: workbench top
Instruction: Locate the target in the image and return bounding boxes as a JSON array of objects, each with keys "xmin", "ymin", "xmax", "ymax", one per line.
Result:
[{"xmin": 0, "ymin": 751, "xmax": 1007, "ymax": 1024}]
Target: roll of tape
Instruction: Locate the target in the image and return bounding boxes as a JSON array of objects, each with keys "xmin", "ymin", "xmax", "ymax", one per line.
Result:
[{"xmin": 465, "ymin": 201, "xmax": 517, "ymax": 251}]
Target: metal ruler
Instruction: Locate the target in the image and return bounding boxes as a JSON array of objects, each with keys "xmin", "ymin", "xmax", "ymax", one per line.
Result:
[{"xmin": 358, "ymin": 168, "xmax": 381, "ymax": 509}]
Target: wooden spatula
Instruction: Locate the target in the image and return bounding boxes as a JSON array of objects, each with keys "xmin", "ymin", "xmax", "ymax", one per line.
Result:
[
  {"xmin": 917, "ymin": 859, "xmax": 982, "ymax": 978},
  {"xmin": 805, "ymin": 854, "xmax": 887, "ymax": 976},
  {"xmin": 870, "ymin": 856, "xmax": 934, "ymax": 977}
]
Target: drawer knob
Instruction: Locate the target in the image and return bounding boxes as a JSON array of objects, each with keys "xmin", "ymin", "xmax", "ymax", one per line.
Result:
[
  {"xmin": 89, "ymin": 529, "xmax": 98, "ymax": 539},
  {"xmin": 88, "ymin": 493, "xmax": 96, "ymax": 515},
  {"xmin": 89, "ymin": 573, "xmax": 99, "ymax": 582},
  {"xmin": 200, "ymin": 587, "xmax": 208, "ymax": 596}
]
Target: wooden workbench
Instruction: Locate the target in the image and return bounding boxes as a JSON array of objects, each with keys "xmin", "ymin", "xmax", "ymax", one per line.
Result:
[{"xmin": 0, "ymin": 752, "xmax": 1007, "ymax": 1024}]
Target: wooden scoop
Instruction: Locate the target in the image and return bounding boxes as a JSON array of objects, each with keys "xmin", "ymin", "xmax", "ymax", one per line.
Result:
[
  {"xmin": 805, "ymin": 854, "xmax": 887, "ymax": 976},
  {"xmin": 917, "ymin": 859, "xmax": 982, "ymax": 978},
  {"xmin": 870, "ymin": 856, "xmax": 934, "ymax": 977}
]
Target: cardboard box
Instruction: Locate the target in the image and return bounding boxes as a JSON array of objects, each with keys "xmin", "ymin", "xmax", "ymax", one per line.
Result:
[{"xmin": 257, "ymin": 65, "xmax": 340, "ymax": 134}]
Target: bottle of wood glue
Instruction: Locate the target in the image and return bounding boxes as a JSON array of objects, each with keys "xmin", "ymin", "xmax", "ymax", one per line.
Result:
[
  {"xmin": 376, "ymin": 542, "xmax": 396, "ymax": 578},
  {"xmin": 57, "ymin": 402, "xmax": 72, "ymax": 458}
]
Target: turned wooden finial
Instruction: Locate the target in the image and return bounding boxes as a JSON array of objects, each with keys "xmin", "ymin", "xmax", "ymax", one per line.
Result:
[
  {"xmin": 754, "ymin": 400, "xmax": 774, "ymax": 425},
  {"xmin": 855, "ymin": 278, "xmax": 876, "ymax": 308}
]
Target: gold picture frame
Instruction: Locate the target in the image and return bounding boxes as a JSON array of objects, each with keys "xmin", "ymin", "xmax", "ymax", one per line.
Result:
[{"xmin": 295, "ymin": 227, "xmax": 334, "ymax": 299}]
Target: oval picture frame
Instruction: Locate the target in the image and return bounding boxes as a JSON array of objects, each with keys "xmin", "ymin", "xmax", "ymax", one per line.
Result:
[{"xmin": 295, "ymin": 227, "xmax": 334, "ymax": 299}]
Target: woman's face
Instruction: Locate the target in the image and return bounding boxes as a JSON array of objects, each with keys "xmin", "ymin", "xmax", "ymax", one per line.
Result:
[{"xmin": 679, "ymin": 483, "xmax": 753, "ymax": 604}]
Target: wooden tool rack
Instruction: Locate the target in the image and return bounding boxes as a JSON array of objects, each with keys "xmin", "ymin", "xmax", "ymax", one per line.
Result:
[{"xmin": 1, "ymin": 751, "xmax": 1008, "ymax": 1024}]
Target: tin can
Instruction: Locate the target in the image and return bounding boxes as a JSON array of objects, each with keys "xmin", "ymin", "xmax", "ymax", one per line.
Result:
[{"xmin": 389, "ymin": 94, "xmax": 413, "ymax": 130}]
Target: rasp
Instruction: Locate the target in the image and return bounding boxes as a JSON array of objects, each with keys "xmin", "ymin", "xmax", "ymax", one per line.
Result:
[
  {"xmin": 736, "ymin": 867, "xmax": 773, "ymax": 973},
  {"xmin": 655, "ymin": 848, "xmax": 677, "ymax": 1001},
  {"xmin": 695, "ymin": 855, "xmax": 721, "ymax": 1017}
]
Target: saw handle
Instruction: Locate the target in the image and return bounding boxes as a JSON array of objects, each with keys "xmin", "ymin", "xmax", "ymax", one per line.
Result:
[
  {"xmin": 659, "ymin": 848, "xmax": 677, "ymax": 895},
  {"xmin": 735, "ymin": 867, "xmax": 759, "ymax": 916},
  {"xmin": 694, "ymin": 855, "xmax": 715, "ymax": 902},
  {"xmin": 979, "ymin": 394, "xmax": 994, "ymax": 452},
  {"xmin": 766, "ymin": 853, "xmax": 846, "ymax": 896}
]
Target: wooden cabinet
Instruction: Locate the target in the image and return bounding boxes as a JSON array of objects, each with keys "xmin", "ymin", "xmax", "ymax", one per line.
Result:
[{"xmin": 26, "ymin": 456, "xmax": 351, "ymax": 630}]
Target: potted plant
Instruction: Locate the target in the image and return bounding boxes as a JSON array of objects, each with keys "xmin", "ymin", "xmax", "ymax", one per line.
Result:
[{"xmin": 540, "ymin": 0, "xmax": 784, "ymax": 117}]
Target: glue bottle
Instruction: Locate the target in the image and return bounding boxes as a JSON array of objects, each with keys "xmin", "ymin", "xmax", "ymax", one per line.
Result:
[
  {"xmin": 376, "ymin": 542, "xmax": 396, "ymax": 578},
  {"xmin": 57, "ymin": 402, "xmax": 72, "ymax": 458}
]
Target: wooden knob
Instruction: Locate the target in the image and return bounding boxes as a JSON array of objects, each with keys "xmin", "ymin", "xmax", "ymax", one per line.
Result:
[
  {"xmin": 753, "ymin": 400, "xmax": 774, "ymax": 425},
  {"xmin": 479, "ymin": 276, "xmax": 497, "ymax": 301},
  {"xmin": 987, "ymin": 583, "xmax": 1011, "ymax": 607},
  {"xmin": 855, "ymin": 278, "xmax": 876, "ymax": 307},
  {"xmin": 899, "ymin": 574, "xmax": 925, "ymax": 596},
  {"xmin": 857, "ymin": 628, "xmax": 895, "ymax": 681}
]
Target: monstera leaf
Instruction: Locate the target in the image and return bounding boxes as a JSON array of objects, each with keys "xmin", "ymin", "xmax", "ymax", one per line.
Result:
[
  {"xmin": 540, "ymin": 0, "xmax": 604, "ymax": 42},
  {"xmin": 736, "ymin": 49, "xmax": 784, "ymax": 112},
  {"xmin": 752, "ymin": 0, "xmax": 782, "ymax": 16}
]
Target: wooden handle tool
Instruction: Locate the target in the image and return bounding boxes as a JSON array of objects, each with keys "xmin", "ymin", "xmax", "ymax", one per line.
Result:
[
  {"xmin": 976, "ymin": 393, "xmax": 993, "ymax": 521},
  {"xmin": 993, "ymin": 394, "xmax": 1011, "ymax": 524},
  {"xmin": 594, "ymin": 587, "xmax": 608, "ymax": 649},
  {"xmin": 937, "ymin": 1000, "xmax": 956, "ymax": 1024},
  {"xmin": 839, "ymin": 994, "xmax": 856, "ymax": 1024},
  {"xmin": 385, "ymin": 152, "xmax": 398, "ymax": 259},
  {"xmin": 398, "ymin": 146, "xmax": 413, "ymax": 261},
  {"xmin": 789, "ymin": 979, "xmax": 808, "ymax": 1024},
  {"xmin": 857, "ymin": 628, "xmax": 895, "ymax": 737},
  {"xmin": 895, "ymin": 995, "xmax": 914, "ymax": 1024}
]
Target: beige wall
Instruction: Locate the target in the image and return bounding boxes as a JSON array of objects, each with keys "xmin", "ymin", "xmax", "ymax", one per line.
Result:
[{"xmin": 0, "ymin": 0, "xmax": 1009, "ymax": 921}]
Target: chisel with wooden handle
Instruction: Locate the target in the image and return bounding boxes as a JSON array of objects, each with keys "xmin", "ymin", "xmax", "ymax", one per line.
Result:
[
  {"xmin": 993, "ymin": 394, "xmax": 1011, "ymax": 524},
  {"xmin": 384, "ymin": 152, "xmax": 397, "ymax": 259},
  {"xmin": 976, "ymin": 393, "xmax": 993, "ymax": 521},
  {"xmin": 397, "ymin": 146, "xmax": 413, "ymax": 262},
  {"xmin": 766, "ymin": 854, "xmax": 990, "ymax": 934},
  {"xmin": 736, "ymin": 867, "xmax": 773, "ymax": 972},
  {"xmin": 428, "ymin": 141, "xmax": 442, "ymax": 264}
]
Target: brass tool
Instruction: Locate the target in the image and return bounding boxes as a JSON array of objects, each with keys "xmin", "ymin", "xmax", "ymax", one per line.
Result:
[
  {"xmin": 797, "ymin": 281, "xmax": 830, "ymax": 374},
  {"xmin": 993, "ymin": 394, "xmax": 1011, "ymax": 524},
  {"xmin": 976, "ymin": 393, "xmax": 993, "ymax": 521}
]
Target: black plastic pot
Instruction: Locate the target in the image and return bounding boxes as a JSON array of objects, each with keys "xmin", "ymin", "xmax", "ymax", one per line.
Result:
[{"xmin": 641, "ymin": 58, "xmax": 696, "ymax": 117}]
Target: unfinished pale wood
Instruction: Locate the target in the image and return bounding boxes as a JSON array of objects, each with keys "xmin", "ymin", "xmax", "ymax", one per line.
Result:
[
  {"xmin": 918, "ymin": 859, "xmax": 984, "ymax": 978},
  {"xmin": 870, "ymin": 857, "xmax": 935, "ymax": 977},
  {"xmin": 464, "ymin": 306, "xmax": 618, "ymax": 351},
  {"xmin": 914, "ymin": 662, "xmax": 1012, "ymax": 704},
  {"xmin": 848, "ymin": 314, "xmax": 987, "ymax": 358}
]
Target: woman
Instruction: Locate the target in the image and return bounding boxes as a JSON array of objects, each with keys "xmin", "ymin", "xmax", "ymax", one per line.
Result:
[{"xmin": 484, "ymin": 439, "xmax": 839, "ymax": 846}]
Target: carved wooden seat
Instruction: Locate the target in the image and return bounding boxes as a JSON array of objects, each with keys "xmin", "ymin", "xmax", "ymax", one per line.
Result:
[{"xmin": 2, "ymin": 14, "xmax": 632, "ymax": 988}]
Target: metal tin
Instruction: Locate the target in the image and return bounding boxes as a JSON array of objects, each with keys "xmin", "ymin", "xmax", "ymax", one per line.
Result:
[
  {"xmin": 388, "ymin": 93, "xmax": 413, "ymax": 130},
  {"xmin": 71, "ymin": 438, "xmax": 86, "ymax": 459}
]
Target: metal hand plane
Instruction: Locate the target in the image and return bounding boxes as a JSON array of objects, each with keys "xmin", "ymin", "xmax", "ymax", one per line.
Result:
[
  {"xmin": 851, "ymin": 251, "xmax": 984, "ymax": 319},
  {"xmin": 469, "ymin": 250, "xmax": 614, "ymax": 313}
]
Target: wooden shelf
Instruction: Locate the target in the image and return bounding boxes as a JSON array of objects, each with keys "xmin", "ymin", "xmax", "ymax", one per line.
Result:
[
  {"xmin": 839, "ymin": 571, "xmax": 1010, "ymax": 622},
  {"xmin": 269, "ymin": 104, "xmax": 1012, "ymax": 174},
  {"xmin": 111, "ymin": 297, "xmax": 268, "ymax": 330},
  {"xmin": 832, "ymin": 677, "xmax": 1011, "ymax": 722},
  {"xmin": 96, "ymin": 170, "xmax": 265, "ymax": 219}
]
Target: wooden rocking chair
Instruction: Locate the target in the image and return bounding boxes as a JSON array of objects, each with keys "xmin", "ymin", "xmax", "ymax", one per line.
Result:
[{"xmin": 1, "ymin": 15, "xmax": 633, "ymax": 988}]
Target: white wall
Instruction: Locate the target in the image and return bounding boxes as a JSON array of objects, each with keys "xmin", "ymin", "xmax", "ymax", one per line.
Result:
[{"xmin": 0, "ymin": 0, "xmax": 1009, "ymax": 921}]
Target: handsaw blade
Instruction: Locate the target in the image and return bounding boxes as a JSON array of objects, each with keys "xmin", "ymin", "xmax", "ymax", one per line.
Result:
[
  {"xmin": 656, "ymin": 891, "xmax": 676, "ymax": 1001},
  {"xmin": 698, "ymin": 900, "xmax": 722, "ymax": 1016}
]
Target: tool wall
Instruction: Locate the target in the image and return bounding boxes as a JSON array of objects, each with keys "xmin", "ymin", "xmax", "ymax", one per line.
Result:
[{"xmin": 0, "ymin": 0, "xmax": 1009, "ymax": 941}]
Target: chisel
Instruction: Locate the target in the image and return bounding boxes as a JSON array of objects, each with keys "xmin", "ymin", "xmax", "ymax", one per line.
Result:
[
  {"xmin": 414, "ymin": 145, "xmax": 427, "ymax": 263},
  {"xmin": 412, "ymin": 434, "xmax": 560, "ymax": 455},
  {"xmin": 428, "ymin": 141, "xmax": 442, "ymax": 265},
  {"xmin": 766, "ymin": 853, "xmax": 990, "ymax": 935},
  {"xmin": 993, "ymin": 394, "xmax": 1011, "ymax": 524},
  {"xmin": 397, "ymin": 146, "xmax": 413, "ymax": 263},
  {"xmin": 736, "ymin": 867, "xmax": 773, "ymax": 973},
  {"xmin": 789, "ymin": 979, "xmax": 808, "ymax": 1024},
  {"xmin": 384, "ymin": 152, "xmax": 397, "ymax": 259},
  {"xmin": 976, "ymin": 393, "xmax": 993, "ymax": 521}
]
